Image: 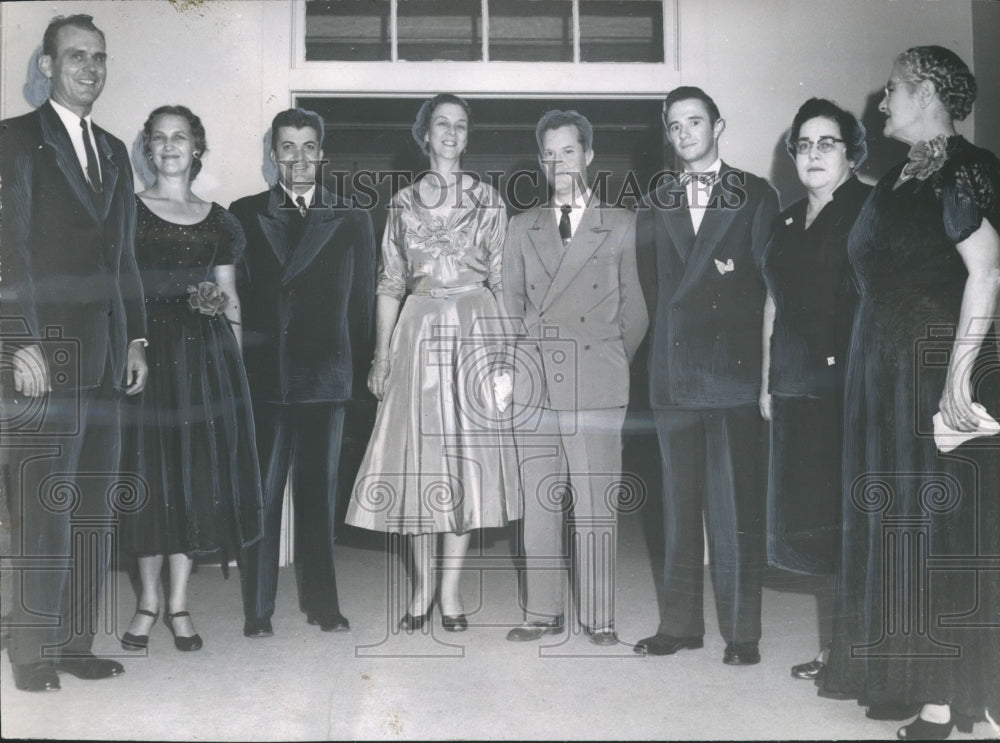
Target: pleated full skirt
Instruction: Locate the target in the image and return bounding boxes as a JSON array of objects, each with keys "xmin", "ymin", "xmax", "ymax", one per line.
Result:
[{"xmin": 346, "ymin": 288, "xmax": 520, "ymax": 534}]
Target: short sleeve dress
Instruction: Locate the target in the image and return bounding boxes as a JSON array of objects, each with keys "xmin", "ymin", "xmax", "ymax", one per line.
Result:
[
  {"xmin": 120, "ymin": 199, "xmax": 263, "ymax": 556},
  {"xmin": 345, "ymin": 180, "xmax": 520, "ymax": 534},
  {"xmin": 824, "ymin": 137, "xmax": 1000, "ymax": 721}
]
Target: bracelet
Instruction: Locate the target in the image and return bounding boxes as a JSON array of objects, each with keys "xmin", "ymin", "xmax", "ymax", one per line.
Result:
[{"xmin": 371, "ymin": 356, "xmax": 390, "ymax": 366}]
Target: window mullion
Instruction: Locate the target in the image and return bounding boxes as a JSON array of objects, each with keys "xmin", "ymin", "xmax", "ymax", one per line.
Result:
[
  {"xmin": 390, "ymin": 0, "xmax": 399, "ymax": 62},
  {"xmin": 482, "ymin": 0, "xmax": 490, "ymax": 62},
  {"xmin": 572, "ymin": 0, "xmax": 581, "ymax": 63}
]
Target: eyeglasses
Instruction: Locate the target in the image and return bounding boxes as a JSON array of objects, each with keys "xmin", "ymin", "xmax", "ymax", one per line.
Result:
[{"xmin": 795, "ymin": 137, "xmax": 845, "ymax": 155}]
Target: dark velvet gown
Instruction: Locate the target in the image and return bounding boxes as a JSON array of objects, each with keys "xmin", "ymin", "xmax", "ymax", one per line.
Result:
[
  {"xmin": 824, "ymin": 137, "xmax": 1000, "ymax": 721},
  {"xmin": 762, "ymin": 176, "xmax": 870, "ymax": 575},
  {"xmin": 120, "ymin": 199, "xmax": 263, "ymax": 556}
]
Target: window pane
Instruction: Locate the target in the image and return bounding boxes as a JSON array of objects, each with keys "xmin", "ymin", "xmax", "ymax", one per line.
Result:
[
  {"xmin": 305, "ymin": 0, "xmax": 392, "ymax": 62},
  {"xmin": 398, "ymin": 0, "xmax": 482, "ymax": 61},
  {"xmin": 580, "ymin": 0, "xmax": 663, "ymax": 63},
  {"xmin": 488, "ymin": 0, "xmax": 573, "ymax": 62}
]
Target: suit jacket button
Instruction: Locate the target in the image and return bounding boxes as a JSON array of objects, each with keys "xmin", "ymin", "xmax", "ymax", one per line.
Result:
[
  {"xmin": 530, "ymin": 284, "xmax": 535, "ymax": 290},
  {"xmin": 580, "ymin": 316, "xmax": 585, "ymax": 323},
  {"xmin": 584, "ymin": 344, "xmax": 591, "ymax": 350}
]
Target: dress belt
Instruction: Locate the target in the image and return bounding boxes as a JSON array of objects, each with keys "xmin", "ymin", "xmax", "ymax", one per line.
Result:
[{"xmin": 410, "ymin": 283, "xmax": 485, "ymax": 299}]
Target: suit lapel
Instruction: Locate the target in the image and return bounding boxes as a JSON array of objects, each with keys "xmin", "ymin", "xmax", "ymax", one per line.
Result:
[
  {"xmin": 675, "ymin": 164, "xmax": 741, "ymax": 300},
  {"xmin": 540, "ymin": 204, "xmax": 611, "ymax": 312},
  {"xmin": 283, "ymin": 201, "xmax": 344, "ymax": 285},
  {"xmin": 258, "ymin": 188, "xmax": 295, "ymax": 267},
  {"xmin": 93, "ymin": 126, "xmax": 119, "ymax": 221},
  {"xmin": 39, "ymin": 102, "xmax": 101, "ymax": 223},
  {"xmin": 656, "ymin": 179, "xmax": 696, "ymax": 263},
  {"xmin": 525, "ymin": 208, "xmax": 562, "ymax": 283}
]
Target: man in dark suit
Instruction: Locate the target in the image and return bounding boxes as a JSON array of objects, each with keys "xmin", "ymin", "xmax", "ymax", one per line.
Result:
[
  {"xmin": 230, "ymin": 108, "xmax": 375, "ymax": 638},
  {"xmin": 634, "ymin": 87, "xmax": 778, "ymax": 664},
  {"xmin": 503, "ymin": 110, "xmax": 648, "ymax": 646},
  {"xmin": 0, "ymin": 14, "xmax": 147, "ymax": 692}
]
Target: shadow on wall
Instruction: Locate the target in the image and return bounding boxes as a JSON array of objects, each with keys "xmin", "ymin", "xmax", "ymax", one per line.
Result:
[{"xmin": 857, "ymin": 89, "xmax": 908, "ymax": 183}]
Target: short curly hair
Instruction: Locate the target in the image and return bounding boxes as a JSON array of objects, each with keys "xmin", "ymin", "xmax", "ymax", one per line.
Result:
[
  {"xmin": 411, "ymin": 94, "xmax": 473, "ymax": 156},
  {"xmin": 785, "ymin": 98, "xmax": 868, "ymax": 172},
  {"xmin": 142, "ymin": 105, "xmax": 208, "ymax": 181},
  {"xmin": 895, "ymin": 45, "xmax": 977, "ymax": 122}
]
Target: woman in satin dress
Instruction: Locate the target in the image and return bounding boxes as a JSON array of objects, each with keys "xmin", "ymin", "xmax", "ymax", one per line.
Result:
[{"xmin": 346, "ymin": 94, "xmax": 519, "ymax": 632}]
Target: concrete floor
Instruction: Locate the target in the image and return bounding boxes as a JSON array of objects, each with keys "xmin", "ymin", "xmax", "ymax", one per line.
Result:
[{"xmin": 3, "ymin": 504, "xmax": 997, "ymax": 741}]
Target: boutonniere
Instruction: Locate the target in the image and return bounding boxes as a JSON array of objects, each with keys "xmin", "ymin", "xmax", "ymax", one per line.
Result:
[
  {"xmin": 714, "ymin": 258, "xmax": 735, "ymax": 275},
  {"xmin": 187, "ymin": 281, "xmax": 229, "ymax": 316},
  {"xmin": 901, "ymin": 134, "xmax": 948, "ymax": 182}
]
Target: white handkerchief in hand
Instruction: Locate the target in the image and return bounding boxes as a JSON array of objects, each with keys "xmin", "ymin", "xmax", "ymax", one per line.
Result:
[
  {"xmin": 932, "ymin": 403, "xmax": 1000, "ymax": 453},
  {"xmin": 493, "ymin": 371, "xmax": 513, "ymax": 413}
]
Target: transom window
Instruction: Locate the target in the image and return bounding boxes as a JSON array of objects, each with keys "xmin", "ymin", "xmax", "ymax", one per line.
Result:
[{"xmin": 305, "ymin": 0, "xmax": 666, "ymax": 63}]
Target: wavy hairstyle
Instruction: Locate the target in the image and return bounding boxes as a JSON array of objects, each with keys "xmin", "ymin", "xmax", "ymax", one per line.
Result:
[
  {"xmin": 784, "ymin": 98, "xmax": 868, "ymax": 172},
  {"xmin": 410, "ymin": 93, "xmax": 473, "ymax": 156},
  {"xmin": 141, "ymin": 105, "xmax": 208, "ymax": 181}
]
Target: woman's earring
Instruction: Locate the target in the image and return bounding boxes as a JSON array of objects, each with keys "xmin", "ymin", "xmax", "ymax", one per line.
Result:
[{"xmin": 193, "ymin": 151, "xmax": 201, "ymax": 159}]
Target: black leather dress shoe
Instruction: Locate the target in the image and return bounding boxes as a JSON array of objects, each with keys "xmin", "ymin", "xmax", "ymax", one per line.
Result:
[
  {"xmin": 584, "ymin": 627, "xmax": 619, "ymax": 646},
  {"xmin": 55, "ymin": 653, "xmax": 125, "ymax": 680},
  {"xmin": 506, "ymin": 616, "xmax": 564, "ymax": 642},
  {"xmin": 13, "ymin": 662, "xmax": 60, "ymax": 692},
  {"xmin": 307, "ymin": 612, "xmax": 350, "ymax": 632},
  {"xmin": 723, "ymin": 641, "xmax": 761, "ymax": 665},
  {"xmin": 791, "ymin": 658, "xmax": 825, "ymax": 680},
  {"xmin": 633, "ymin": 633, "xmax": 704, "ymax": 656},
  {"xmin": 243, "ymin": 618, "xmax": 274, "ymax": 638}
]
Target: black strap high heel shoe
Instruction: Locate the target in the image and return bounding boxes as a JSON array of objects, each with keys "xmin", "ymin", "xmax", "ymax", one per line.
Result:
[
  {"xmin": 121, "ymin": 608, "xmax": 159, "ymax": 650},
  {"xmin": 399, "ymin": 600, "xmax": 435, "ymax": 632},
  {"xmin": 165, "ymin": 611, "xmax": 203, "ymax": 651}
]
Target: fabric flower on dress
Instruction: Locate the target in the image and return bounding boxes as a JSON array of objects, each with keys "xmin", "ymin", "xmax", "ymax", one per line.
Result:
[
  {"xmin": 401, "ymin": 210, "xmax": 471, "ymax": 260},
  {"xmin": 901, "ymin": 135, "xmax": 948, "ymax": 182},
  {"xmin": 186, "ymin": 281, "xmax": 229, "ymax": 316}
]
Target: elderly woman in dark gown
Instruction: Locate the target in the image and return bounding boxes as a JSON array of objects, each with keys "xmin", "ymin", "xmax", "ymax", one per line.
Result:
[{"xmin": 822, "ymin": 46, "xmax": 1000, "ymax": 740}]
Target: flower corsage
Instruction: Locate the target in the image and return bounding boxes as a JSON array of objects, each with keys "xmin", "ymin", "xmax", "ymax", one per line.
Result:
[{"xmin": 186, "ymin": 281, "xmax": 229, "ymax": 316}]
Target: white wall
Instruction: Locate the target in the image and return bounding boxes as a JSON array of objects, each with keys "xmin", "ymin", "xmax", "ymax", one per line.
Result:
[
  {"xmin": 1, "ymin": 0, "xmax": 280, "ymax": 208},
  {"xmin": 1, "ymin": 0, "xmax": 983, "ymax": 209}
]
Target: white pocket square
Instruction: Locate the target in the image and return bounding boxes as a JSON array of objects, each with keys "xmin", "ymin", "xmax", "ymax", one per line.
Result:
[{"xmin": 714, "ymin": 258, "xmax": 735, "ymax": 274}]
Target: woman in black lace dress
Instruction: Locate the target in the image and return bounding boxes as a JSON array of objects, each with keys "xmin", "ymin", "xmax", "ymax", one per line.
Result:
[
  {"xmin": 119, "ymin": 106, "xmax": 262, "ymax": 652},
  {"xmin": 823, "ymin": 47, "xmax": 1000, "ymax": 739}
]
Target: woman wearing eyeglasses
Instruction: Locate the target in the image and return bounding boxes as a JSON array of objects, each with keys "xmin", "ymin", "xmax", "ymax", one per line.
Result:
[
  {"xmin": 822, "ymin": 47, "xmax": 1000, "ymax": 739},
  {"xmin": 760, "ymin": 97, "xmax": 871, "ymax": 680}
]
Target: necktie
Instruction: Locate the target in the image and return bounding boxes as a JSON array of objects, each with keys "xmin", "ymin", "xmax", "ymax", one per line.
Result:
[
  {"xmin": 80, "ymin": 117, "xmax": 102, "ymax": 192},
  {"xmin": 558, "ymin": 204, "xmax": 573, "ymax": 245},
  {"xmin": 296, "ymin": 195, "xmax": 308, "ymax": 218}
]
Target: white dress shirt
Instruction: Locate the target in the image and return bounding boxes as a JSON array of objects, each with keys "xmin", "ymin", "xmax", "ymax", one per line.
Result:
[
  {"xmin": 279, "ymin": 183, "xmax": 316, "ymax": 214},
  {"xmin": 685, "ymin": 158, "xmax": 721, "ymax": 235},
  {"xmin": 49, "ymin": 98, "xmax": 101, "ymax": 188}
]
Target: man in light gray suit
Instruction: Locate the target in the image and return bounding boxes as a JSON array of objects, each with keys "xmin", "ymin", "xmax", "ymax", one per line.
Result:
[{"xmin": 502, "ymin": 110, "xmax": 648, "ymax": 645}]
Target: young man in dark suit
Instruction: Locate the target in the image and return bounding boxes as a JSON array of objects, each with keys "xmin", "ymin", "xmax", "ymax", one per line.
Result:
[
  {"xmin": 230, "ymin": 108, "xmax": 376, "ymax": 638},
  {"xmin": 634, "ymin": 87, "xmax": 778, "ymax": 664},
  {"xmin": 1, "ymin": 14, "xmax": 148, "ymax": 692},
  {"xmin": 503, "ymin": 110, "xmax": 648, "ymax": 646}
]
